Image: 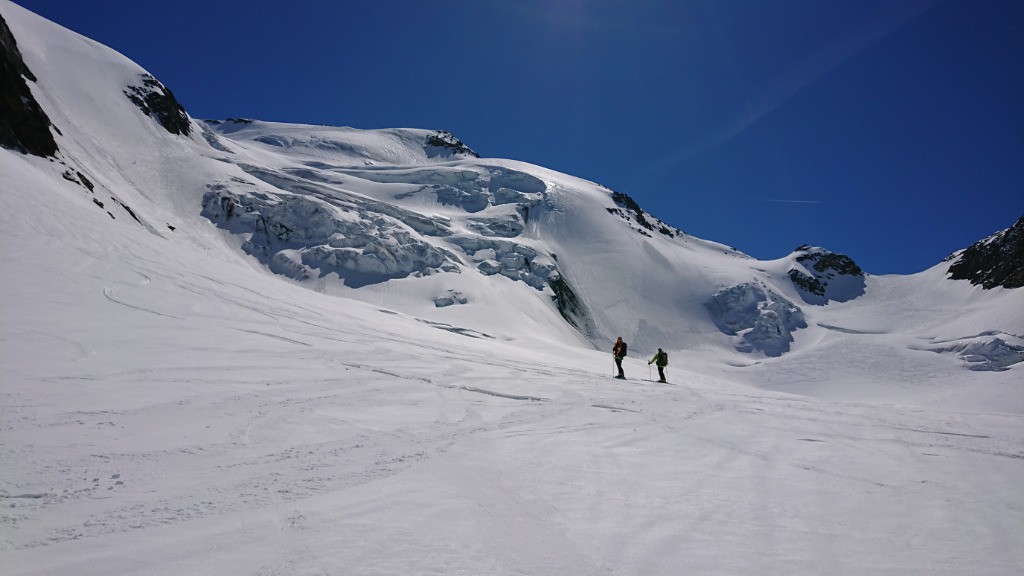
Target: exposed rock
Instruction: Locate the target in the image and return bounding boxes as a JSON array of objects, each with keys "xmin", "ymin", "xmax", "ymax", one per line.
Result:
[
  {"xmin": 549, "ymin": 274, "xmax": 596, "ymax": 337},
  {"xmin": 788, "ymin": 246, "xmax": 866, "ymax": 304},
  {"xmin": 946, "ymin": 215, "xmax": 1024, "ymax": 289},
  {"xmin": 0, "ymin": 14, "xmax": 58, "ymax": 157},
  {"xmin": 425, "ymin": 130, "xmax": 478, "ymax": 158},
  {"xmin": 76, "ymin": 171, "xmax": 94, "ymax": 191},
  {"xmin": 62, "ymin": 169, "xmax": 100, "ymax": 196},
  {"xmin": 788, "ymin": 269, "xmax": 825, "ymax": 297},
  {"xmin": 110, "ymin": 196, "xmax": 142, "ymax": 224},
  {"xmin": 123, "ymin": 74, "xmax": 191, "ymax": 136},
  {"xmin": 608, "ymin": 190, "xmax": 678, "ymax": 238}
]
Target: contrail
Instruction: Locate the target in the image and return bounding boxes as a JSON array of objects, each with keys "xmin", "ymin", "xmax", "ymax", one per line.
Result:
[
  {"xmin": 764, "ymin": 199, "xmax": 821, "ymax": 205},
  {"xmin": 628, "ymin": 0, "xmax": 940, "ymax": 189}
]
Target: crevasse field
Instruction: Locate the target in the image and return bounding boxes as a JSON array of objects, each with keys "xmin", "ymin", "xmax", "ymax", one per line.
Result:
[{"xmin": 1, "ymin": 2, "xmax": 1022, "ymax": 574}]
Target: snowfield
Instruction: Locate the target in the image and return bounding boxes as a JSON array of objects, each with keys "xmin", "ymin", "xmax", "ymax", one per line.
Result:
[
  {"xmin": 4, "ymin": 241, "xmax": 1022, "ymax": 575},
  {"xmin": 1, "ymin": 2, "xmax": 1022, "ymax": 574}
]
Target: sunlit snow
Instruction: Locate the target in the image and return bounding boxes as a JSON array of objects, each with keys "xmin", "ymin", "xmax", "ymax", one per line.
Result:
[{"xmin": 2, "ymin": 2, "xmax": 1022, "ymax": 574}]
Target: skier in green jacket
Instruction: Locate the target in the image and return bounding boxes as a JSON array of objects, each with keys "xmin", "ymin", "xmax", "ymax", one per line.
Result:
[{"xmin": 649, "ymin": 348, "xmax": 668, "ymax": 383}]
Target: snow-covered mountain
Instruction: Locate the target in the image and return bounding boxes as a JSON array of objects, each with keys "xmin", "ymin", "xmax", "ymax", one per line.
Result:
[
  {"xmin": 2, "ymin": 3, "xmax": 1023, "ymax": 574},
  {"xmin": 4, "ymin": 0, "xmax": 1021, "ymax": 369}
]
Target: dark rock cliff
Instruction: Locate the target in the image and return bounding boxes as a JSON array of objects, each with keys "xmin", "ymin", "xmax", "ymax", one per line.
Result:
[
  {"xmin": 0, "ymin": 14, "xmax": 58, "ymax": 157},
  {"xmin": 123, "ymin": 73, "xmax": 191, "ymax": 136},
  {"xmin": 947, "ymin": 215, "xmax": 1024, "ymax": 289},
  {"xmin": 787, "ymin": 246, "xmax": 866, "ymax": 304},
  {"xmin": 425, "ymin": 130, "xmax": 478, "ymax": 158}
]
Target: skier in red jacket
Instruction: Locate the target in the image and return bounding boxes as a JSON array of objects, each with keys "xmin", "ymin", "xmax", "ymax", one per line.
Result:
[{"xmin": 612, "ymin": 337, "xmax": 627, "ymax": 379}]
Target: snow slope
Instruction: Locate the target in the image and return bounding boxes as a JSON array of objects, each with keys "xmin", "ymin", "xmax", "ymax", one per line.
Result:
[{"xmin": 2, "ymin": 2, "xmax": 1022, "ymax": 574}]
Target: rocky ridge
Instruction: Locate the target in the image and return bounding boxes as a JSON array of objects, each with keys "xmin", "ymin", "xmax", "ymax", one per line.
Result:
[{"xmin": 947, "ymin": 215, "xmax": 1024, "ymax": 289}]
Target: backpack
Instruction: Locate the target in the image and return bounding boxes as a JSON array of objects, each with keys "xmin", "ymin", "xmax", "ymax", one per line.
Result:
[{"xmin": 619, "ymin": 341, "xmax": 628, "ymax": 357}]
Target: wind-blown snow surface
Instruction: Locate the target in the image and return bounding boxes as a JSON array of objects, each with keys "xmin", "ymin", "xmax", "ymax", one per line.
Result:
[{"xmin": 2, "ymin": 2, "xmax": 1023, "ymax": 574}]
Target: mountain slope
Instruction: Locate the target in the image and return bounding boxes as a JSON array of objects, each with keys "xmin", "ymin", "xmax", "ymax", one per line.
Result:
[{"xmin": 3, "ymin": 0, "xmax": 1020, "ymax": 371}]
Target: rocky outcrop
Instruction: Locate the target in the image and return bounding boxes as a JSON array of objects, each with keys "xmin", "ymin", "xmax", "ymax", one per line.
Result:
[
  {"xmin": 707, "ymin": 283, "xmax": 807, "ymax": 356},
  {"xmin": 549, "ymin": 273, "xmax": 596, "ymax": 337},
  {"xmin": 607, "ymin": 190, "xmax": 679, "ymax": 238},
  {"xmin": 0, "ymin": 14, "xmax": 58, "ymax": 157},
  {"xmin": 788, "ymin": 246, "xmax": 866, "ymax": 304},
  {"xmin": 425, "ymin": 130, "xmax": 478, "ymax": 158},
  {"xmin": 946, "ymin": 215, "xmax": 1024, "ymax": 289},
  {"xmin": 123, "ymin": 74, "xmax": 191, "ymax": 136}
]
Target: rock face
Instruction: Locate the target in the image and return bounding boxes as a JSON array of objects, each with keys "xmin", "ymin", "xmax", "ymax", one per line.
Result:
[
  {"xmin": 425, "ymin": 130, "xmax": 478, "ymax": 158},
  {"xmin": 548, "ymin": 274, "xmax": 595, "ymax": 337},
  {"xmin": 0, "ymin": 14, "xmax": 58, "ymax": 157},
  {"xmin": 607, "ymin": 190, "xmax": 679, "ymax": 238},
  {"xmin": 946, "ymin": 215, "xmax": 1024, "ymax": 289},
  {"xmin": 123, "ymin": 74, "xmax": 192, "ymax": 136},
  {"xmin": 787, "ymin": 246, "xmax": 866, "ymax": 305},
  {"xmin": 706, "ymin": 283, "xmax": 807, "ymax": 357}
]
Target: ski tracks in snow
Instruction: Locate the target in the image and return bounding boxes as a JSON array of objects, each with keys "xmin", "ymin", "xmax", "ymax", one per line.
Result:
[
  {"xmin": 5, "ymin": 256, "xmax": 1023, "ymax": 574},
  {"xmin": 101, "ymin": 269, "xmax": 183, "ymax": 320}
]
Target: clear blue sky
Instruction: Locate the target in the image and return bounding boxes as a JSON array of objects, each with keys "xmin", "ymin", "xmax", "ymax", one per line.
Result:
[{"xmin": 15, "ymin": 0, "xmax": 1024, "ymax": 274}]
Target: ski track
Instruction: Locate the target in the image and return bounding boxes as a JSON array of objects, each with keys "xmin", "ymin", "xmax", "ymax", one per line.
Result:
[{"xmin": 3, "ymin": 335, "xmax": 1023, "ymax": 573}]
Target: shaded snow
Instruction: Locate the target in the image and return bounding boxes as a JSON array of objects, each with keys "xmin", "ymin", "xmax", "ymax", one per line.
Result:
[{"xmin": 706, "ymin": 283, "xmax": 808, "ymax": 356}]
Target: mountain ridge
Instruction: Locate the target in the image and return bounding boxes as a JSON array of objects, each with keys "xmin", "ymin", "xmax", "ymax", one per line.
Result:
[
  {"xmin": 946, "ymin": 215, "xmax": 1024, "ymax": 289},
  {"xmin": 1, "ymin": 0, "xmax": 1021, "ymax": 370}
]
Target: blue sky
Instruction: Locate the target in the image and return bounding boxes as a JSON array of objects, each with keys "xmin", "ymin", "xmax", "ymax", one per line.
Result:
[{"xmin": 16, "ymin": 0, "xmax": 1023, "ymax": 274}]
